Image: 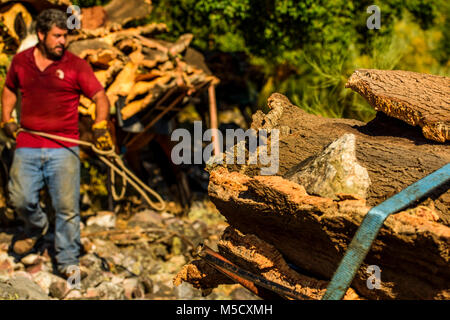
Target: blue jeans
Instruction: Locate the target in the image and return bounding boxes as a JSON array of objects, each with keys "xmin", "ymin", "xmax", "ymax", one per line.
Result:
[{"xmin": 8, "ymin": 147, "xmax": 81, "ymax": 271}]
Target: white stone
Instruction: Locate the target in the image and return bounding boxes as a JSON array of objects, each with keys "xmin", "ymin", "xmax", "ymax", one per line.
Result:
[
  {"xmin": 21, "ymin": 254, "xmax": 40, "ymax": 266},
  {"xmin": 86, "ymin": 211, "xmax": 116, "ymax": 229},
  {"xmin": 287, "ymin": 134, "xmax": 371, "ymax": 199},
  {"xmin": 32, "ymin": 271, "xmax": 61, "ymax": 295}
]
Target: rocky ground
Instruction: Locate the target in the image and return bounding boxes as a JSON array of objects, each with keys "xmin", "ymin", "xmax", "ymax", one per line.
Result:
[{"xmin": 0, "ymin": 194, "xmax": 259, "ymax": 300}]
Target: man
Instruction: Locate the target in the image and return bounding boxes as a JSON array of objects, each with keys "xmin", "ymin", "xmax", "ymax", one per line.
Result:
[{"xmin": 0, "ymin": 9, "xmax": 113, "ymax": 278}]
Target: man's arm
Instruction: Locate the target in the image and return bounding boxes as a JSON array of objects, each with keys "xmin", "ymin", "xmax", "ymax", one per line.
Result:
[
  {"xmin": 1, "ymin": 86, "xmax": 17, "ymax": 123},
  {"xmin": 1, "ymin": 86, "xmax": 19, "ymax": 138},
  {"xmin": 91, "ymin": 89, "xmax": 113, "ymax": 150},
  {"xmin": 91, "ymin": 89, "xmax": 110, "ymax": 124}
]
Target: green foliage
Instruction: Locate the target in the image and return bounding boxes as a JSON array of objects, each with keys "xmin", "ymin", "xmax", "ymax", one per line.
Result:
[
  {"xmin": 0, "ymin": 51, "xmax": 12, "ymax": 101},
  {"xmin": 81, "ymin": 160, "xmax": 108, "ymax": 197},
  {"xmin": 71, "ymin": 0, "xmax": 111, "ymax": 7},
  {"xmin": 148, "ymin": 0, "xmax": 448, "ymax": 122}
]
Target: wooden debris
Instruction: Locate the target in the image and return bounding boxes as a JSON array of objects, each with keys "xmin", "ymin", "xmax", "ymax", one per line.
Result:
[
  {"xmin": 80, "ymin": 6, "xmax": 107, "ymax": 30},
  {"xmin": 103, "ymin": 0, "xmax": 152, "ymax": 28},
  {"xmin": 0, "ymin": 3, "xmax": 33, "ymax": 42},
  {"xmin": 105, "ymin": 62, "xmax": 138, "ymax": 108},
  {"xmin": 62, "ymin": 2, "xmax": 216, "ymax": 124},
  {"xmin": 67, "ymin": 23, "xmax": 167, "ymax": 43}
]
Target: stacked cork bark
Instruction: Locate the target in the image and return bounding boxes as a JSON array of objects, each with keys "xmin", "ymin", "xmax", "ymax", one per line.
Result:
[{"xmin": 176, "ymin": 70, "xmax": 450, "ymax": 300}]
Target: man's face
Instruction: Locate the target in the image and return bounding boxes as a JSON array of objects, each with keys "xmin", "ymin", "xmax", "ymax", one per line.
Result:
[{"xmin": 38, "ymin": 25, "xmax": 68, "ymax": 60}]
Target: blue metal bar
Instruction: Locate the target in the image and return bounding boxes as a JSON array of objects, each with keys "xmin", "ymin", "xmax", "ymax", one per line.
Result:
[{"xmin": 322, "ymin": 163, "xmax": 450, "ymax": 300}]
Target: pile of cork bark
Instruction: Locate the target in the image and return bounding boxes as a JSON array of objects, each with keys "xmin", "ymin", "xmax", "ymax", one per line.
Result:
[{"xmin": 175, "ymin": 69, "xmax": 450, "ymax": 300}]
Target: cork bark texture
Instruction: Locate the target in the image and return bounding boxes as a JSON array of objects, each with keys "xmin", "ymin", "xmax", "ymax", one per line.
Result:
[
  {"xmin": 346, "ymin": 69, "xmax": 450, "ymax": 142},
  {"xmin": 206, "ymin": 167, "xmax": 449, "ymax": 300}
]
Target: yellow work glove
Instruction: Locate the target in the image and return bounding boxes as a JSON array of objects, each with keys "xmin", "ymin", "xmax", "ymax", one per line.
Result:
[
  {"xmin": 1, "ymin": 118, "xmax": 19, "ymax": 139},
  {"xmin": 92, "ymin": 120, "xmax": 113, "ymax": 151}
]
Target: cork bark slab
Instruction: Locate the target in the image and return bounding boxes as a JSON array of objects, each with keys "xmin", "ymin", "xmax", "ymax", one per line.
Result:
[
  {"xmin": 175, "ymin": 227, "xmax": 361, "ymax": 300},
  {"xmin": 207, "ymin": 167, "xmax": 450, "ymax": 299},
  {"xmin": 213, "ymin": 94, "xmax": 449, "ymax": 222},
  {"xmin": 346, "ymin": 69, "xmax": 450, "ymax": 142},
  {"xmin": 104, "ymin": 0, "xmax": 152, "ymax": 27}
]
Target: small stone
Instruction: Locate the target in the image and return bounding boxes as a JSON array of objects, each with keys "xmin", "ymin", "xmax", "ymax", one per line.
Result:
[
  {"xmin": 168, "ymin": 255, "xmax": 186, "ymax": 268},
  {"xmin": 81, "ymin": 269, "xmax": 105, "ymax": 289},
  {"xmin": 91, "ymin": 239, "xmax": 120, "ymax": 257},
  {"xmin": 85, "ymin": 287, "xmax": 99, "ymax": 298},
  {"xmin": 13, "ymin": 271, "xmax": 33, "ymax": 281},
  {"xmin": 127, "ymin": 210, "xmax": 163, "ymax": 227},
  {"xmin": 109, "ymin": 274, "xmax": 124, "ymax": 285},
  {"xmin": 26, "ymin": 262, "xmax": 45, "ymax": 274},
  {"xmin": 151, "ymin": 283, "xmax": 160, "ymax": 294},
  {"xmin": 0, "ymin": 242, "xmax": 9, "ymax": 252},
  {"xmin": 64, "ymin": 289, "xmax": 82, "ymax": 300},
  {"xmin": 161, "ymin": 212, "xmax": 175, "ymax": 220},
  {"xmin": 95, "ymin": 282, "xmax": 125, "ymax": 300},
  {"xmin": 286, "ymin": 134, "xmax": 371, "ymax": 199},
  {"xmin": 191, "ymin": 220, "xmax": 208, "ymax": 237},
  {"xmin": 13, "ymin": 262, "xmax": 25, "ymax": 271},
  {"xmin": 174, "ymin": 282, "xmax": 195, "ymax": 299},
  {"xmin": 80, "ymin": 253, "xmax": 103, "ymax": 271},
  {"xmin": 49, "ymin": 279, "xmax": 69, "ymax": 299},
  {"xmin": 0, "ymin": 259, "xmax": 14, "ymax": 275},
  {"xmin": 231, "ymin": 286, "xmax": 260, "ymax": 300},
  {"xmin": 121, "ymin": 256, "xmax": 139, "ymax": 274},
  {"xmin": 171, "ymin": 237, "xmax": 183, "ymax": 256},
  {"xmin": 122, "ymin": 277, "xmax": 144, "ymax": 299},
  {"xmin": 109, "ymin": 252, "xmax": 125, "ymax": 266},
  {"xmin": 139, "ymin": 275, "xmax": 153, "ymax": 294},
  {"xmin": 151, "ymin": 244, "xmax": 168, "ymax": 259},
  {"xmin": 41, "ymin": 249, "xmax": 51, "ymax": 262},
  {"xmin": 86, "ymin": 211, "xmax": 116, "ymax": 229},
  {"xmin": 21, "ymin": 254, "xmax": 40, "ymax": 266},
  {"xmin": 81, "ymin": 237, "xmax": 96, "ymax": 253},
  {"xmin": 0, "ymin": 275, "xmax": 49, "ymax": 300},
  {"xmin": 151, "ymin": 283, "xmax": 173, "ymax": 298},
  {"xmin": 32, "ymin": 271, "xmax": 61, "ymax": 295}
]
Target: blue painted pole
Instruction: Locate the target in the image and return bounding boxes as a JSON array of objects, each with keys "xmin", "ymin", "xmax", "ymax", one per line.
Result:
[{"xmin": 322, "ymin": 163, "xmax": 450, "ymax": 300}]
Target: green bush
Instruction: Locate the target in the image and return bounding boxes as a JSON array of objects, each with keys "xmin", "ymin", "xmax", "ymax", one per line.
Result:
[
  {"xmin": 149, "ymin": 0, "xmax": 448, "ymax": 122},
  {"xmin": 71, "ymin": 0, "xmax": 111, "ymax": 7}
]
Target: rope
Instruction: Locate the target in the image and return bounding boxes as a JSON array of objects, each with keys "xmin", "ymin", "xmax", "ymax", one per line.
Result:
[{"xmin": 16, "ymin": 128, "xmax": 166, "ymax": 211}]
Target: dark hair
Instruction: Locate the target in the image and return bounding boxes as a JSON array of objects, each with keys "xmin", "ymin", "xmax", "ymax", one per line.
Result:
[{"xmin": 35, "ymin": 9, "xmax": 68, "ymax": 35}]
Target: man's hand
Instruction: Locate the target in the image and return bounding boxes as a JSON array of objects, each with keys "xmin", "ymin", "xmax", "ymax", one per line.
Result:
[
  {"xmin": 2, "ymin": 85, "xmax": 18, "ymax": 139},
  {"xmin": 1, "ymin": 118, "xmax": 19, "ymax": 139},
  {"xmin": 92, "ymin": 120, "xmax": 113, "ymax": 151}
]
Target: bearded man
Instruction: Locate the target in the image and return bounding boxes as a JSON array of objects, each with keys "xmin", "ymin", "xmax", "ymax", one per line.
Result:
[{"xmin": 0, "ymin": 9, "xmax": 112, "ymax": 278}]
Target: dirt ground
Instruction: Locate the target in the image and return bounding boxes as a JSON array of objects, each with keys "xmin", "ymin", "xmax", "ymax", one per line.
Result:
[{"xmin": 0, "ymin": 192, "xmax": 259, "ymax": 300}]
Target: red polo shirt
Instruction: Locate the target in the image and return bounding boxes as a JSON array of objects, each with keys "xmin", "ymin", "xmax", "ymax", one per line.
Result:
[{"xmin": 5, "ymin": 46, "xmax": 103, "ymax": 148}]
